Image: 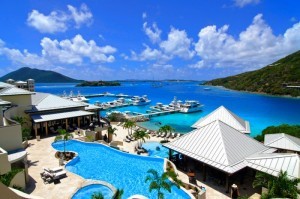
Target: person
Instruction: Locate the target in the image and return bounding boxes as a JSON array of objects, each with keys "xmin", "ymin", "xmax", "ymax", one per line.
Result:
[{"xmin": 231, "ymin": 184, "xmax": 239, "ymax": 199}]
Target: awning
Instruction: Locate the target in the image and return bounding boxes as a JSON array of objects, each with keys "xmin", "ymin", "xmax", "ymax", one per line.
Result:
[{"xmin": 31, "ymin": 110, "xmax": 94, "ymax": 123}]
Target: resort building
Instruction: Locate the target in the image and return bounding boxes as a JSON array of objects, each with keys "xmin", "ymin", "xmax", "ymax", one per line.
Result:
[
  {"xmin": 264, "ymin": 133, "xmax": 300, "ymax": 153},
  {"xmin": 164, "ymin": 119, "xmax": 273, "ymax": 192},
  {"xmin": 0, "ymin": 97, "xmax": 28, "ymax": 192},
  {"xmin": 0, "ymin": 82, "xmax": 101, "ymax": 139},
  {"xmin": 192, "ymin": 106, "xmax": 250, "ymax": 134},
  {"xmin": 165, "ymin": 106, "xmax": 300, "ymax": 193},
  {"xmin": 6, "ymin": 79, "xmax": 35, "ymax": 92}
]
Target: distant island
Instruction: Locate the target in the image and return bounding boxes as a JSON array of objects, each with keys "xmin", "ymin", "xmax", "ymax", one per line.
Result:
[
  {"xmin": 204, "ymin": 50, "xmax": 300, "ymax": 97},
  {"xmin": 76, "ymin": 81, "xmax": 121, "ymax": 87},
  {"xmin": 0, "ymin": 67, "xmax": 81, "ymax": 83}
]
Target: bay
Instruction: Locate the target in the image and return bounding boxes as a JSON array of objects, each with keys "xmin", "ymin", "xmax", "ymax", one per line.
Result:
[{"xmin": 35, "ymin": 82, "xmax": 300, "ymax": 137}]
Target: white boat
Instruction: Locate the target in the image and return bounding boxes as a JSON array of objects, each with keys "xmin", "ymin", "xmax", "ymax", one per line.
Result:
[
  {"xmin": 132, "ymin": 95, "xmax": 151, "ymax": 106},
  {"xmin": 180, "ymin": 100, "xmax": 203, "ymax": 113},
  {"xmin": 64, "ymin": 91, "xmax": 89, "ymax": 102},
  {"xmin": 204, "ymin": 88, "xmax": 211, "ymax": 91},
  {"xmin": 168, "ymin": 96, "xmax": 182, "ymax": 110}
]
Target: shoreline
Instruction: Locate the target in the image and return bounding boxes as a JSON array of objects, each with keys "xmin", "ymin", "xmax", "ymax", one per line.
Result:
[{"xmin": 208, "ymin": 85, "xmax": 300, "ymax": 99}]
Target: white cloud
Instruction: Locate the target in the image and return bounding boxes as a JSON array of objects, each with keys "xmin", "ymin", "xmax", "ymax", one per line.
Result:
[
  {"xmin": 0, "ymin": 39, "xmax": 50, "ymax": 66},
  {"xmin": 67, "ymin": 4, "xmax": 93, "ymax": 28},
  {"xmin": 142, "ymin": 12, "xmax": 147, "ymax": 19},
  {"xmin": 129, "ymin": 24, "xmax": 194, "ymax": 63},
  {"xmin": 41, "ymin": 34, "xmax": 116, "ymax": 64},
  {"xmin": 160, "ymin": 27, "xmax": 195, "ymax": 59},
  {"xmin": 143, "ymin": 22, "xmax": 161, "ymax": 44},
  {"xmin": 130, "ymin": 45, "xmax": 170, "ymax": 62},
  {"xmin": 27, "ymin": 10, "xmax": 68, "ymax": 33},
  {"xmin": 189, "ymin": 60, "xmax": 205, "ymax": 69},
  {"xmin": 194, "ymin": 14, "xmax": 300, "ymax": 70},
  {"xmin": 0, "ymin": 34, "xmax": 116, "ymax": 71},
  {"xmin": 27, "ymin": 4, "xmax": 93, "ymax": 33},
  {"xmin": 234, "ymin": 0, "xmax": 260, "ymax": 7}
]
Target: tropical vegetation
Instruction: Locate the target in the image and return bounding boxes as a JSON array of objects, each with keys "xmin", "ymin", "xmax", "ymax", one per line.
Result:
[
  {"xmin": 122, "ymin": 120, "xmax": 136, "ymax": 135},
  {"xmin": 54, "ymin": 129, "xmax": 73, "ymax": 158},
  {"xmin": 76, "ymin": 81, "xmax": 120, "ymax": 87},
  {"xmin": 91, "ymin": 192, "xmax": 104, "ymax": 199},
  {"xmin": 0, "ymin": 168, "xmax": 23, "ymax": 186},
  {"xmin": 253, "ymin": 171, "xmax": 300, "ymax": 199},
  {"xmin": 133, "ymin": 129, "xmax": 150, "ymax": 147},
  {"xmin": 145, "ymin": 169, "xmax": 182, "ymax": 199},
  {"xmin": 204, "ymin": 50, "xmax": 300, "ymax": 97},
  {"xmin": 114, "ymin": 189, "xmax": 124, "ymax": 199},
  {"xmin": 254, "ymin": 124, "xmax": 300, "ymax": 142},
  {"xmin": 107, "ymin": 126, "xmax": 117, "ymax": 143},
  {"xmin": 107, "ymin": 113, "xmax": 127, "ymax": 122},
  {"xmin": 158, "ymin": 125, "xmax": 175, "ymax": 141},
  {"xmin": 13, "ymin": 116, "xmax": 31, "ymax": 141}
]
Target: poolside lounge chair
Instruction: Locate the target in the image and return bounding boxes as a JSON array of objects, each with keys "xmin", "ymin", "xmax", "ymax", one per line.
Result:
[
  {"xmin": 43, "ymin": 167, "xmax": 63, "ymax": 173},
  {"xmin": 123, "ymin": 137, "xmax": 131, "ymax": 143},
  {"xmin": 160, "ymin": 132, "xmax": 166, "ymax": 138},
  {"xmin": 42, "ymin": 170, "xmax": 67, "ymax": 181},
  {"xmin": 166, "ymin": 133, "xmax": 171, "ymax": 138},
  {"xmin": 176, "ymin": 133, "xmax": 181, "ymax": 138}
]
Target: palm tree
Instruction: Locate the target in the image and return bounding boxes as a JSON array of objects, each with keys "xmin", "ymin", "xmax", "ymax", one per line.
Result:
[
  {"xmin": 158, "ymin": 125, "xmax": 175, "ymax": 141},
  {"xmin": 91, "ymin": 192, "xmax": 104, "ymax": 199},
  {"xmin": 107, "ymin": 126, "xmax": 117, "ymax": 143},
  {"xmin": 145, "ymin": 169, "xmax": 182, "ymax": 199},
  {"xmin": 253, "ymin": 171, "xmax": 300, "ymax": 199},
  {"xmin": 123, "ymin": 120, "xmax": 136, "ymax": 136},
  {"xmin": 133, "ymin": 129, "xmax": 150, "ymax": 147},
  {"xmin": 54, "ymin": 129, "xmax": 72, "ymax": 158},
  {"xmin": 114, "ymin": 189, "xmax": 124, "ymax": 199}
]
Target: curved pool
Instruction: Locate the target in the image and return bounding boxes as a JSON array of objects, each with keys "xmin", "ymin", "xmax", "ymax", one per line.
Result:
[
  {"xmin": 52, "ymin": 140, "xmax": 190, "ymax": 199},
  {"xmin": 72, "ymin": 184, "xmax": 113, "ymax": 199}
]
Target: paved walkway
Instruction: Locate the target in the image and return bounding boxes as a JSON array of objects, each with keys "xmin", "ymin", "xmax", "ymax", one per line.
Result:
[{"xmin": 25, "ymin": 136, "xmax": 84, "ymax": 199}]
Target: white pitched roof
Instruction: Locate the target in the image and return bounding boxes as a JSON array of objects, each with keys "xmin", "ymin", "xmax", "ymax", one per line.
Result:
[
  {"xmin": 164, "ymin": 120, "xmax": 269, "ymax": 174},
  {"xmin": 246, "ymin": 153, "xmax": 300, "ymax": 179},
  {"xmin": 0, "ymin": 87, "xmax": 34, "ymax": 96},
  {"xmin": 192, "ymin": 106, "xmax": 250, "ymax": 133},
  {"xmin": 264, "ymin": 133, "xmax": 300, "ymax": 152},
  {"xmin": 81, "ymin": 102, "xmax": 101, "ymax": 111},
  {"xmin": 0, "ymin": 82, "xmax": 14, "ymax": 89},
  {"xmin": 29, "ymin": 93, "xmax": 86, "ymax": 112},
  {"xmin": 31, "ymin": 110, "xmax": 94, "ymax": 123}
]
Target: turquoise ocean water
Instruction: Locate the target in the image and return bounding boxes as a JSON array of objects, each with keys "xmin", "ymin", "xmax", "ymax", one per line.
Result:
[{"xmin": 36, "ymin": 82, "xmax": 300, "ymax": 137}]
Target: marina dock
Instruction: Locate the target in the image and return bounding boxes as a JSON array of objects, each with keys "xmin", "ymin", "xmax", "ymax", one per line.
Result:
[{"xmin": 129, "ymin": 109, "xmax": 180, "ymax": 119}]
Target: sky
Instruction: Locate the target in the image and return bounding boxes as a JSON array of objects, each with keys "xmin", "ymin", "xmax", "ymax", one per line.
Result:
[{"xmin": 0, "ymin": 0, "xmax": 299, "ymax": 81}]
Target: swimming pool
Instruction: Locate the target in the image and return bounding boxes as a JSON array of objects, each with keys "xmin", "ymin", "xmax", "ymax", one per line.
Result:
[
  {"xmin": 52, "ymin": 140, "xmax": 191, "ymax": 199},
  {"xmin": 72, "ymin": 184, "xmax": 114, "ymax": 199},
  {"xmin": 142, "ymin": 142, "xmax": 171, "ymax": 159}
]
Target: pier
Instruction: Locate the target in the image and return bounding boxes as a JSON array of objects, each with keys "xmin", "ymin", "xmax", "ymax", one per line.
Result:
[{"xmin": 128, "ymin": 109, "xmax": 180, "ymax": 119}]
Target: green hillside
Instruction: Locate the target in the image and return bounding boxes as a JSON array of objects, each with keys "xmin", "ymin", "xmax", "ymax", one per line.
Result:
[
  {"xmin": 0, "ymin": 67, "xmax": 80, "ymax": 83},
  {"xmin": 205, "ymin": 50, "xmax": 300, "ymax": 97}
]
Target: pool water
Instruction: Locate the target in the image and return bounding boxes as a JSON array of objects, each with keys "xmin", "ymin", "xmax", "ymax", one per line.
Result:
[
  {"xmin": 52, "ymin": 140, "xmax": 190, "ymax": 199},
  {"xmin": 72, "ymin": 184, "xmax": 113, "ymax": 199},
  {"xmin": 142, "ymin": 142, "xmax": 171, "ymax": 159}
]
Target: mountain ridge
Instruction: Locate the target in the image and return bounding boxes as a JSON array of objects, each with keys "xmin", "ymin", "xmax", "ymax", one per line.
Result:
[
  {"xmin": 0, "ymin": 67, "xmax": 81, "ymax": 83},
  {"xmin": 204, "ymin": 50, "xmax": 300, "ymax": 97}
]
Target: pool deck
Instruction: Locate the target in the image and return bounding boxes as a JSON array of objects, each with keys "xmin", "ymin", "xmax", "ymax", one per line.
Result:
[
  {"xmin": 25, "ymin": 124, "xmax": 235, "ymax": 199},
  {"xmin": 25, "ymin": 136, "xmax": 85, "ymax": 199}
]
